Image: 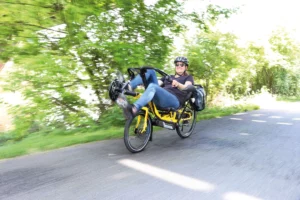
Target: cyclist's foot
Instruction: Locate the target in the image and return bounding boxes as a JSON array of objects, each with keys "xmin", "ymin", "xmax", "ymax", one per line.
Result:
[
  {"xmin": 116, "ymin": 95, "xmax": 136, "ymax": 120},
  {"xmin": 122, "ymin": 104, "xmax": 137, "ymax": 120}
]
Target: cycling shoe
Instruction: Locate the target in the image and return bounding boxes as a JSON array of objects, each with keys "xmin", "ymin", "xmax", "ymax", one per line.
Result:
[{"xmin": 116, "ymin": 94, "xmax": 134, "ymax": 120}]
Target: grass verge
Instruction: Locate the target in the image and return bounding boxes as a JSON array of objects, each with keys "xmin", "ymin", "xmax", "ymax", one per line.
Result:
[
  {"xmin": 276, "ymin": 96, "xmax": 300, "ymax": 102},
  {"xmin": 197, "ymin": 104, "xmax": 260, "ymax": 120},
  {"xmin": 0, "ymin": 104, "xmax": 259, "ymax": 160}
]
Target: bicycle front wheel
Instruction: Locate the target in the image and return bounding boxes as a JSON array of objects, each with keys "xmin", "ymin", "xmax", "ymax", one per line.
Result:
[
  {"xmin": 124, "ymin": 112, "xmax": 152, "ymax": 153},
  {"xmin": 176, "ymin": 103, "xmax": 197, "ymax": 138}
]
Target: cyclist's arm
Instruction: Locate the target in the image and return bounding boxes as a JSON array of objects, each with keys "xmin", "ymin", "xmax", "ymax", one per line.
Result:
[{"xmin": 176, "ymin": 81, "xmax": 193, "ymax": 91}]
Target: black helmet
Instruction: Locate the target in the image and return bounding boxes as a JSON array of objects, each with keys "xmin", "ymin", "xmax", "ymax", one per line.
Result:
[{"xmin": 174, "ymin": 56, "xmax": 188, "ymax": 66}]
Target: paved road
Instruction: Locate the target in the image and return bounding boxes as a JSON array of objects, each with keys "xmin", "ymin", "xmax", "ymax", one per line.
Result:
[{"xmin": 1, "ymin": 102, "xmax": 300, "ymax": 200}]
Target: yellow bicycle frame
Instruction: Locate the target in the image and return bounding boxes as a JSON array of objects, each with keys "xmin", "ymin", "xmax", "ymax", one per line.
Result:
[{"xmin": 133, "ymin": 94, "xmax": 192, "ymax": 133}]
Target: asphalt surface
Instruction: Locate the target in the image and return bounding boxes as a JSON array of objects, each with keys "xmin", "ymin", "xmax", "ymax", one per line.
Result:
[{"xmin": 1, "ymin": 102, "xmax": 300, "ymax": 200}]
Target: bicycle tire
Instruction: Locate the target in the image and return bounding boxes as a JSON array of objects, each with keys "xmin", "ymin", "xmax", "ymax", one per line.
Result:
[
  {"xmin": 124, "ymin": 112, "xmax": 152, "ymax": 153},
  {"xmin": 176, "ymin": 104, "xmax": 197, "ymax": 138}
]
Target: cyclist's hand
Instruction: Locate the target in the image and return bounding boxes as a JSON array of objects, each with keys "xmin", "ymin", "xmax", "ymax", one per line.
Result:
[{"xmin": 172, "ymin": 80, "xmax": 180, "ymax": 88}]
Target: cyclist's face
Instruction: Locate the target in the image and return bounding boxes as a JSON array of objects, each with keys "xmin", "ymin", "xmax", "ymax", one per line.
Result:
[{"xmin": 175, "ymin": 62, "xmax": 187, "ymax": 74}]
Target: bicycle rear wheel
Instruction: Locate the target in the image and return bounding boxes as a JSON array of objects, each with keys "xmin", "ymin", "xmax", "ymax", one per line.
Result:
[
  {"xmin": 176, "ymin": 103, "xmax": 197, "ymax": 138},
  {"xmin": 124, "ymin": 112, "xmax": 152, "ymax": 153}
]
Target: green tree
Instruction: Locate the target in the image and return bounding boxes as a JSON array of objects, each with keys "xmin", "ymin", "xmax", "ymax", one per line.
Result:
[
  {"xmin": 187, "ymin": 31, "xmax": 241, "ymax": 101},
  {"xmin": 226, "ymin": 29, "xmax": 300, "ymax": 98},
  {"xmin": 268, "ymin": 29, "xmax": 300, "ymax": 96},
  {"xmin": 0, "ymin": 0, "xmax": 233, "ymax": 138},
  {"xmin": 241, "ymin": 44, "xmax": 270, "ymax": 94}
]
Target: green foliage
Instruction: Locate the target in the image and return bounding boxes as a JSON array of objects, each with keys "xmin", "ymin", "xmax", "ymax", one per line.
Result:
[
  {"xmin": 225, "ymin": 44, "xmax": 270, "ymax": 99},
  {"xmin": 0, "ymin": 0, "xmax": 63, "ymax": 61},
  {"xmin": 243, "ymin": 30, "xmax": 300, "ymax": 97},
  {"xmin": 197, "ymin": 104, "xmax": 259, "ymax": 120},
  {"xmin": 222, "ymin": 29, "xmax": 300, "ymax": 99},
  {"xmin": 99, "ymin": 105, "xmax": 125, "ymax": 128},
  {"xmin": 267, "ymin": 29, "xmax": 300, "ymax": 96},
  {"xmin": 269, "ymin": 28, "xmax": 300, "ymax": 64},
  {"xmin": 1, "ymin": 0, "xmax": 234, "ymax": 137},
  {"xmin": 185, "ymin": 27, "xmax": 300, "ymax": 101},
  {"xmin": 276, "ymin": 95, "xmax": 300, "ymax": 102},
  {"xmin": 0, "ymin": 126, "xmax": 124, "ymax": 159},
  {"xmin": 187, "ymin": 31, "xmax": 241, "ymax": 101}
]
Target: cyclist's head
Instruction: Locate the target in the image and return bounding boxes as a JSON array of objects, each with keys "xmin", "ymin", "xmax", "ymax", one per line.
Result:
[
  {"xmin": 174, "ymin": 56, "xmax": 188, "ymax": 67},
  {"xmin": 174, "ymin": 56, "xmax": 188, "ymax": 76}
]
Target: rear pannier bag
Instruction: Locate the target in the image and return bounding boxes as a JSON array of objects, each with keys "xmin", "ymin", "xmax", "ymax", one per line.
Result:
[{"xmin": 192, "ymin": 85, "xmax": 206, "ymax": 111}]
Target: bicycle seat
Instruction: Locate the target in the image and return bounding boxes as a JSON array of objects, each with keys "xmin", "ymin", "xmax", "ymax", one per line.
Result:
[{"xmin": 156, "ymin": 106, "xmax": 178, "ymax": 112}]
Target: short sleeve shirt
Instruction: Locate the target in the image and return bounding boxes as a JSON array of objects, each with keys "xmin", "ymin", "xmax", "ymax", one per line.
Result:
[{"xmin": 161, "ymin": 75, "xmax": 194, "ymax": 105}]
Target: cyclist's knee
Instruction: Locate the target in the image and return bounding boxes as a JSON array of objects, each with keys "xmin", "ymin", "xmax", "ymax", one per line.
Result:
[
  {"xmin": 146, "ymin": 69, "xmax": 156, "ymax": 79},
  {"xmin": 147, "ymin": 83, "xmax": 158, "ymax": 90},
  {"xmin": 147, "ymin": 69, "xmax": 156, "ymax": 76},
  {"xmin": 146, "ymin": 83, "xmax": 158, "ymax": 96}
]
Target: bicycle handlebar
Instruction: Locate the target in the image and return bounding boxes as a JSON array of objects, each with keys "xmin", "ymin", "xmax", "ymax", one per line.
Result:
[
  {"xmin": 124, "ymin": 90, "xmax": 139, "ymax": 97},
  {"xmin": 127, "ymin": 66, "xmax": 172, "ymax": 88}
]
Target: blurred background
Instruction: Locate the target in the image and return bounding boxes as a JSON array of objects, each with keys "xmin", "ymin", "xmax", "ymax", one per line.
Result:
[{"xmin": 0, "ymin": 0, "xmax": 299, "ymax": 157}]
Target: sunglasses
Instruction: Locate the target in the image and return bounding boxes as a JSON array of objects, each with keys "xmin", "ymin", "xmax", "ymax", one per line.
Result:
[{"xmin": 175, "ymin": 63, "xmax": 185, "ymax": 67}]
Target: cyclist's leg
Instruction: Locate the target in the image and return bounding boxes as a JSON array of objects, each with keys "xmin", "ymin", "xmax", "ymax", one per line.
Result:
[
  {"xmin": 153, "ymin": 90, "xmax": 180, "ymax": 109},
  {"xmin": 133, "ymin": 83, "xmax": 179, "ymax": 111},
  {"xmin": 117, "ymin": 70, "xmax": 159, "ymax": 118},
  {"xmin": 129, "ymin": 69, "xmax": 158, "ymax": 90}
]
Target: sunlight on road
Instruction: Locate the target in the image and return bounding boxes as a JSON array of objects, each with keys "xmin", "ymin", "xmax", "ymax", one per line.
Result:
[
  {"xmin": 251, "ymin": 114, "xmax": 265, "ymax": 117},
  {"xmin": 252, "ymin": 120, "xmax": 267, "ymax": 123},
  {"xmin": 230, "ymin": 118, "xmax": 243, "ymax": 121},
  {"xmin": 276, "ymin": 122, "xmax": 293, "ymax": 125},
  {"xmin": 269, "ymin": 116, "xmax": 283, "ymax": 119},
  {"xmin": 239, "ymin": 133, "xmax": 251, "ymax": 136},
  {"xmin": 233, "ymin": 113, "xmax": 247, "ymax": 116},
  {"xmin": 118, "ymin": 159, "xmax": 266, "ymax": 199},
  {"xmin": 223, "ymin": 192, "xmax": 263, "ymax": 200},
  {"xmin": 118, "ymin": 159, "xmax": 215, "ymax": 192}
]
